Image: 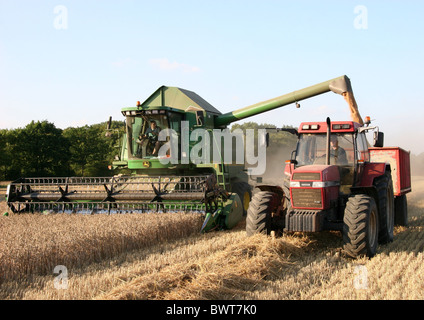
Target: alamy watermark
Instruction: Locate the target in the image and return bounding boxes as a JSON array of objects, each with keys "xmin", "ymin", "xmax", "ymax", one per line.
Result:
[
  {"xmin": 53, "ymin": 265, "xmax": 68, "ymax": 289},
  {"xmin": 353, "ymin": 265, "xmax": 368, "ymax": 289},
  {"xmin": 354, "ymin": 5, "xmax": 368, "ymax": 30},
  {"xmin": 154, "ymin": 122, "xmax": 267, "ymax": 175},
  {"xmin": 53, "ymin": 5, "xmax": 68, "ymax": 30}
]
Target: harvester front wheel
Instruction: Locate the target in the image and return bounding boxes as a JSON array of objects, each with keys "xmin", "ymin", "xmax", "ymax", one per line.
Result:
[
  {"xmin": 232, "ymin": 181, "xmax": 252, "ymax": 216},
  {"xmin": 343, "ymin": 194, "xmax": 379, "ymax": 258},
  {"xmin": 246, "ymin": 191, "xmax": 280, "ymax": 236}
]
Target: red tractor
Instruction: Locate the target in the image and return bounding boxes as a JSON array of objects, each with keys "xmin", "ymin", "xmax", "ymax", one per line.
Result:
[{"xmin": 246, "ymin": 117, "xmax": 411, "ymax": 258}]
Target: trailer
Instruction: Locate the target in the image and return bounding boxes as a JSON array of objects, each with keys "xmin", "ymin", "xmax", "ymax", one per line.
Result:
[{"xmin": 369, "ymin": 147, "xmax": 411, "ymax": 226}]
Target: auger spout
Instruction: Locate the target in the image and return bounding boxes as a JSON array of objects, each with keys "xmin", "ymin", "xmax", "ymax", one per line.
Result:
[{"xmin": 214, "ymin": 75, "xmax": 363, "ymax": 127}]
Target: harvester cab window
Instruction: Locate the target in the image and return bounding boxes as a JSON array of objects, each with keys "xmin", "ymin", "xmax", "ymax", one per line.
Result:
[
  {"xmin": 126, "ymin": 111, "xmax": 185, "ymax": 159},
  {"xmin": 296, "ymin": 133, "xmax": 354, "ymax": 166},
  {"xmin": 126, "ymin": 114, "xmax": 170, "ymax": 158},
  {"xmin": 168, "ymin": 112, "xmax": 183, "ymax": 133}
]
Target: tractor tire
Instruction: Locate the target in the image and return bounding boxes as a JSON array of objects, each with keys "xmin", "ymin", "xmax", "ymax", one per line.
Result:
[
  {"xmin": 394, "ymin": 194, "xmax": 408, "ymax": 226},
  {"xmin": 246, "ymin": 191, "xmax": 280, "ymax": 236},
  {"xmin": 373, "ymin": 172, "xmax": 395, "ymax": 244},
  {"xmin": 232, "ymin": 181, "xmax": 252, "ymax": 216},
  {"xmin": 343, "ymin": 194, "xmax": 379, "ymax": 258}
]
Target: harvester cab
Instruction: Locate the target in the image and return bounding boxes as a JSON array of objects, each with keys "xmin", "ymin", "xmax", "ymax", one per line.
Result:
[{"xmin": 247, "ymin": 116, "xmax": 411, "ymax": 258}]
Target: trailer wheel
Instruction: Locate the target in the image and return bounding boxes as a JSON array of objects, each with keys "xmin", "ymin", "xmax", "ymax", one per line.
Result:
[
  {"xmin": 394, "ymin": 195, "xmax": 408, "ymax": 226},
  {"xmin": 246, "ymin": 191, "xmax": 280, "ymax": 236},
  {"xmin": 374, "ymin": 172, "xmax": 395, "ymax": 244},
  {"xmin": 343, "ymin": 194, "xmax": 379, "ymax": 258},
  {"xmin": 232, "ymin": 182, "xmax": 252, "ymax": 216}
]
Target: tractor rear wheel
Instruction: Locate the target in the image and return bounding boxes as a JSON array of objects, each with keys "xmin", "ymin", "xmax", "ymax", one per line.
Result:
[
  {"xmin": 246, "ymin": 191, "xmax": 280, "ymax": 236},
  {"xmin": 374, "ymin": 172, "xmax": 395, "ymax": 244},
  {"xmin": 394, "ymin": 195, "xmax": 408, "ymax": 226},
  {"xmin": 343, "ymin": 194, "xmax": 379, "ymax": 258}
]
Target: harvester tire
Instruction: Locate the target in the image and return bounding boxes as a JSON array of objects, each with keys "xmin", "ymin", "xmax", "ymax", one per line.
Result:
[
  {"xmin": 394, "ymin": 195, "xmax": 408, "ymax": 226},
  {"xmin": 246, "ymin": 191, "xmax": 279, "ymax": 236},
  {"xmin": 373, "ymin": 172, "xmax": 395, "ymax": 244},
  {"xmin": 343, "ymin": 194, "xmax": 379, "ymax": 258},
  {"xmin": 232, "ymin": 182, "xmax": 252, "ymax": 216}
]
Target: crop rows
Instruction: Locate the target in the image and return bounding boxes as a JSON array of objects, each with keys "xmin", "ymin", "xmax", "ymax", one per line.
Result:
[
  {"xmin": 0, "ymin": 212, "xmax": 203, "ymax": 289},
  {"xmin": 1, "ymin": 177, "xmax": 424, "ymax": 300}
]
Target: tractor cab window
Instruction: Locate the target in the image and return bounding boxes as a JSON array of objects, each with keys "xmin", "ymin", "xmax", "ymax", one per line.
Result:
[
  {"xmin": 295, "ymin": 133, "xmax": 355, "ymax": 166},
  {"xmin": 356, "ymin": 132, "xmax": 370, "ymax": 162}
]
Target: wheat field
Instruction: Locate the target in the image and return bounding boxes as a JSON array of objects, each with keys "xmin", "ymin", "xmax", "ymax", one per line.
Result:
[{"xmin": 1, "ymin": 177, "xmax": 424, "ymax": 300}]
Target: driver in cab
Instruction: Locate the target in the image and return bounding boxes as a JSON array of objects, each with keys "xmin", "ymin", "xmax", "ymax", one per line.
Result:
[
  {"xmin": 137, "ymin": 120, "xmax": 161, "ymax": 156},
  {"xmin": 330, "ymin": 135, "xmax": 348, "ymax": 165}
]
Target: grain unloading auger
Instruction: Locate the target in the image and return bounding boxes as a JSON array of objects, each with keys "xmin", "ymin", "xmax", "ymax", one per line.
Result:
[{"xmin": 6, "ymin": 75, "xmax": 360, "ymax": 232}]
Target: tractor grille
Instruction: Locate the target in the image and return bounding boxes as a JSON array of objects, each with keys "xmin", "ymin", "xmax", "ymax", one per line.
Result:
[
  {"xmin": 291, "ymin": 188, "xmax": 322, "ymax": 209},
  {"xmin": 292, "ymin": 172, "xmax": 320, "ymax": 181}
]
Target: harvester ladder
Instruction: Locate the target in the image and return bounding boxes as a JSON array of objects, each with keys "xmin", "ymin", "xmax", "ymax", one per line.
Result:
[{"xmin": 210, "ymin": 129, "xmax": 227, "ymax": 190}]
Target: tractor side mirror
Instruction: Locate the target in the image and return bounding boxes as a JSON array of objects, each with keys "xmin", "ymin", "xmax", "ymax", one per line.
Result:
[{"xmin": 373, "ymin": 131, "xmax": 384, "ymax": 147}]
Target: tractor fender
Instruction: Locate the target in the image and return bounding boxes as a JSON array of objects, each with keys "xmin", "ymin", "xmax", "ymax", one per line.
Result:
[
  {"xmin": 358, "ymin": 162, "xmax": 391, "ymax": 188},
  {"xmin": 351, "ymin": 162, "xmax": 391, "ymax": 200},
  {"xmin": 255, "ymin": 185, "xmax": 286, "ymax": 200}
]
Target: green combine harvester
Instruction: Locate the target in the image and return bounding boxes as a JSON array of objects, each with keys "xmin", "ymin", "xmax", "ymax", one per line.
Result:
[{"xmin": 6, "ymin": 75, "xmax": 357, "ymax": 232}]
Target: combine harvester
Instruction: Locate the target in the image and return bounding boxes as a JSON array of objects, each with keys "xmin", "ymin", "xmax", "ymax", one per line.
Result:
[{"xmin": 6, "ymin": 75, "xmax": 379, "ymax": 234}]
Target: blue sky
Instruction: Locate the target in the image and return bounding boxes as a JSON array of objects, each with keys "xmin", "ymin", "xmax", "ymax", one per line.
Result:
[{"xmin": 1, "ymin": 0, "xmax": 423, "ymax": 154}]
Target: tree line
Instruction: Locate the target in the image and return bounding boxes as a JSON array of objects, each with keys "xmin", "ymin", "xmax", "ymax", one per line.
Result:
[
  {"xmin": 3, "ymin": 119, "xmax": 420, "ymax": 181},
  {"xmin": 0, "ymin": 120, "xmax": 125, "ymax": 180},
  {"xmin": 0, "ymin": 120, "xmax": 299, "ymax": 181}
]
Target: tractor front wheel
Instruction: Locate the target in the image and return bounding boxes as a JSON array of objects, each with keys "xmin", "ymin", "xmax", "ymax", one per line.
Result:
[{"xmin": 343, "ymin": 194, "xmax": 379, "ymax": 258}]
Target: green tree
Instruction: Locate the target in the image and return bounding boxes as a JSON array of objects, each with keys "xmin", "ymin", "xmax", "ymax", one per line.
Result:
[
  {"xmin": 0, "ymin": 130, "xmax": 10, "ymax": 180},
  {"xmin": 64, "ymin": 125, "xmax": 103, "ymax": 176},
  {"xmin": 92, "ymin": 120, "xmax": 126, "ymax": 168},
  {"xmin": 63, "ymin": 121, "xmax": 124, "ymax": 176},
  {"xmin": 230, "ymin": 122, "xmax": 298, "ymax": 154},
  {"xmin": 0, "ymin": 129, "xmax": 21, "ymax": 180},
  {"xmin": 12, "ymin": 121, "xmax": 70, "ymax": 177}
]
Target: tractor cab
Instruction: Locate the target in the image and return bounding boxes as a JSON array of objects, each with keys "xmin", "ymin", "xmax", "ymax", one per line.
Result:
[
  {"xmin": 290, "ymin": 120, "xmax": 367, "ymax": 196},
  {"xmin": 295, "ymin": 120, "xmax": 364, "ymax": 165}
]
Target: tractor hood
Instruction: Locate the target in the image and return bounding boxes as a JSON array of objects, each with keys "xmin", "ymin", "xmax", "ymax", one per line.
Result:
[
  {"xmin": 289, "ymin": 165, "xmax": 340, "ymax": 210},
  {"xmin": 291, "ymin": 165, "xmax": 340, "ymax": 184}
]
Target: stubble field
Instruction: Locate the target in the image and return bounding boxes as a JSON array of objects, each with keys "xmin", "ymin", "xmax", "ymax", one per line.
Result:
[{"xmin": 1, "ymin": 177, "xmax": 424, "ymax": 300}]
